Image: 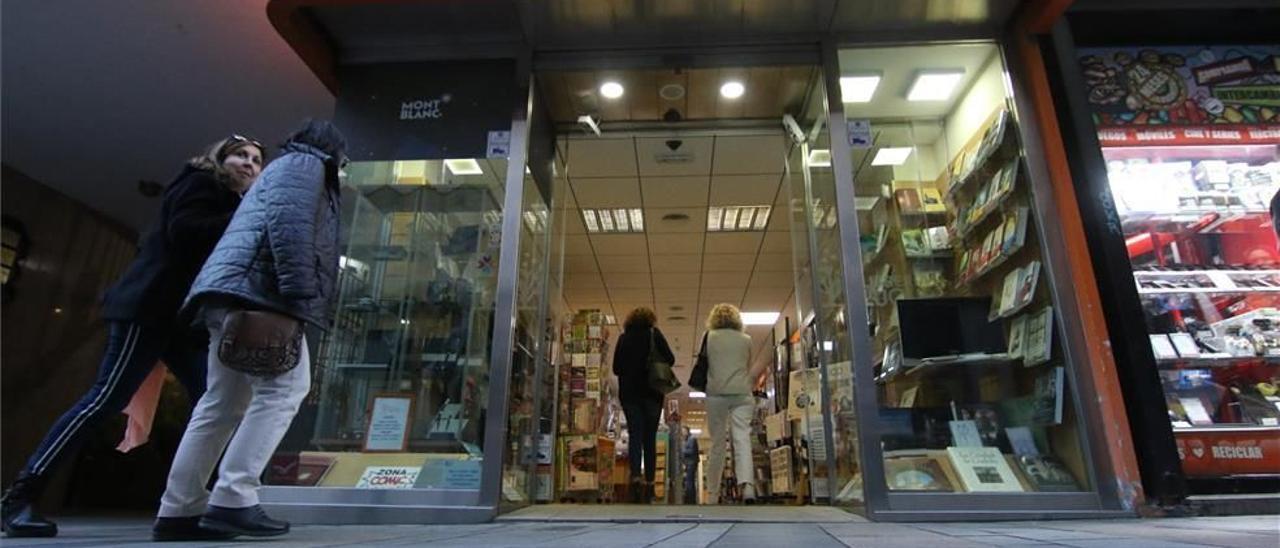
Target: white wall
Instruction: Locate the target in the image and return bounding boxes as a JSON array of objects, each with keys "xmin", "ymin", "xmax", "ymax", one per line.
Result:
[{"xmin": 942, "ymin": 52, "xmax": 1008, "ymax": 162}]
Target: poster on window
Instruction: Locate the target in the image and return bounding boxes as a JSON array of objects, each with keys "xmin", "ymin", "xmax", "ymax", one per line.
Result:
[
  {"xmin": 363, "ymin": 394, "xmax": 414, "ymax": 452},
  {"xmin": 1078, "ymin": 45, "xmax": 1280, "ymax": 129}
]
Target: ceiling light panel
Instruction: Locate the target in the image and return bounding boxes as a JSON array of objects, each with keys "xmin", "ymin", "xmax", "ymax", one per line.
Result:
[
  {"xmin": 706, "ymin": 205, "xmax": 771, "ymax": 232},
  {"xmin": 807, "ymin": 149, "xmax": 831, "ymax": 168},
  {"xmin": 907, "ymin": 70, "xmax": 964, "ymax": 102},
  {"xmin": 871, "ymin": 147, "xmax": 913, "ymax": 166},
  {"xmin": 444, "ymin": 158, "xmax": 483, "ymax": 175},
  {"xmin": 582, "ymin": 208, "xmax": 644, "ymax": 233},
  {"xmin": 741, "ymin": 312, "xmax": 780, "ymax": 325},
  {"xmin": 839, "ymin": 74, "xmax": 880, "ymax": 103},
  {"xmin": 720, "ymin": 81, "xmax": 745, "ymax": 99},
  {"xmin": 600, "ymin": 81, "xmax": 624, "ymax": 99}
]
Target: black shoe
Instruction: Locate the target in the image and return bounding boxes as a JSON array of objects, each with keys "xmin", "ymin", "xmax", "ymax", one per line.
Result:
[
  {"xmin": 152, "ymin": 516, "xmax": 239, "ymax": 542},
  {"xmin": 199, "ymin": 505, "xmax": 289, "ymax": 537},
  {"xmin": 1, "ymin": 473, "xmax": 56, "ymax": 538}
]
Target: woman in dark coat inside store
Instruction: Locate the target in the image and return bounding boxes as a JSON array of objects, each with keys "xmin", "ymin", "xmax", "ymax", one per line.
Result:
[
  {"xmin": 612, "ymin": 307, "xmax": 676, "ymax": 503},
  {"xmin": 1, "ymin": 135, "xmax": 265, "ymax": 539}
]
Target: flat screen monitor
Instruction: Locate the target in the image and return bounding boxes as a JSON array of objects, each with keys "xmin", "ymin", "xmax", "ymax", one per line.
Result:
[{"xmin": 897, "ymin": 297, "xmax": 1005, "ymax": 360}]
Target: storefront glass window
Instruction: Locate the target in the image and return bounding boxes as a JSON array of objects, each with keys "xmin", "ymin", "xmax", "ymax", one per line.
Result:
[
  {"xmin": 1078, "ymin": 45, "xmax": 1280, "ymax": 485},
  {"xmin": 267, "ymin": 158, "xmax": 507, "ymax": 492},
  {"xmin": 840, "ymin": 44, "xmax": 1092, "ymax": 496}
]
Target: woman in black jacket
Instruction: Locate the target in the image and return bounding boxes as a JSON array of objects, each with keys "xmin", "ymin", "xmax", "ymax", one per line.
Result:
[
  {"xmin": 155, "ymin": 120, "xmax": 346, "ymax": 540},
  {"xmin": 1, "ymin": 135, "xmax": 264, "ymax": 539},
  {"xmin": 612, "ymin": 307, "xmax": 676, "ymax": 503}
]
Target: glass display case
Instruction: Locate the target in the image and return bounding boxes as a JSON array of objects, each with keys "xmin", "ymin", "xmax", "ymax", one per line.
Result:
[
  {"xmin": 840, "ymin": 43, "xmax": 1092, "ymax": 500},
  {"xmin": 268, "ymin": 158, "xmax": 508, "ymax": 491},
  {"xmin": 1079, "ymin": 44, "xmax": 1280, "ymax": 488}
]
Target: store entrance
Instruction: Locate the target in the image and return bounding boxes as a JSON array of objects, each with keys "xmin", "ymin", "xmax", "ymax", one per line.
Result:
[{"xmin": 498, "ymin": 64, "xmax": 854, "ymax": 511}]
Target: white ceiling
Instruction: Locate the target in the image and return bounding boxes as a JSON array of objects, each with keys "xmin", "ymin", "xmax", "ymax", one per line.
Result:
[
  {"xmin": 838, "ymin": 43, "xmax": 997, "ymax": 119},
  {"xmin": 558, "ymin": 134, "xmax": 796, "ymax": 379},
  {"xmin": 1, "ymin": 0, "xmax": 333, "ymax": 231}
]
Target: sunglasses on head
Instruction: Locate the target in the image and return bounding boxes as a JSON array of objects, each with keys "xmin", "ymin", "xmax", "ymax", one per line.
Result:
[{"xmin": 225, "ymin": 134, "xmax": 265, "ymax": 151}]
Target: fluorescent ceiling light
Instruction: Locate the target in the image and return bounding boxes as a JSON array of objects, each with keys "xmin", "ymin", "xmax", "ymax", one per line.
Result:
[
  {"xmin": 807, "ymin": 149, "xmax": 831, "ymax": 167},
  {"xmin": 582, "ymin": 208, "xmax": 643, "ymax": 233},
  {"xmin": 839, "ymin": 74, "xmax": 880, "ymax": 103},
  {"xmin": 688, "ymin": 391, "xmax": 706, "ymax": 399},
  {"xmin": 823, "ymin": 341, "xmax": 834, "ymax": 351},
  {"xmin": 741, "ymin": 312, "xmax": 780, "ymax": 325},
  {"xmin": 871, "ymin": 147, "xmax": 913, "ymax": 166},
  {"xmin": 445, "ymin": 158, "xmax": 482, "ymax": 175},
  {"xmin": 600, "ymin": 81, "xmax": 624, "ymax": 99},
  {"xmin": 689, "ymin": 428, "xmax": 703, "ymax": 435},
  {"xmin": 720, "ymin": 81, "xmax": 745, "ymax": 99},
  {"xmin": 907, "ymin": 70, "xmax": 964, "ymax": 102},
  {"xmin": 706, "ymin": 205, "xmax": 770, "ymax": 232}
]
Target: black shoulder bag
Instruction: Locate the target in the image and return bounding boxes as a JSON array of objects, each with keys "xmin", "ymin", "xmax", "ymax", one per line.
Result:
[{"xmin": 689, "ymin": 333, "xmax": 709, "ymax": 392}]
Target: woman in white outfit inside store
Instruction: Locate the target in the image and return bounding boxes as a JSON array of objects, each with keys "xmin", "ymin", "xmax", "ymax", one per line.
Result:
[{"xmin": 702, "ymin": 303, "xmax": 765, "ymax": 504}]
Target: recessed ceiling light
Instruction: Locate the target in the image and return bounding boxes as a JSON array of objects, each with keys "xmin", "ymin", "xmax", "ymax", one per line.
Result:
[
  {"xmin": 600, "ymin": 81, "xmax": 624, "ymax": 99},
  {"xmin": 582, "ymin": 208, "xmax": 644, "ymax": 233},
  {"xmin": 807, "ymin": 149, "xmax": 831, "ymax": 167},
  {"xmin": 871, "ymin": 147, "xmax": 913, "ymax": 166},
  {"xmin": 706, "ymin": 205, "xmax": 770, "ymax": 232},
  {"xmin": 741, "ymin": 312, "xmax": 780, "ymax": 325},
  {"xmin": 839, "ymin": 74, "xmax": 881, "ymax": 103},
  {"xmin": 907, "ymin": 70, "xmax": 964, "ymax": 102},
  {"xmin": 445, "ymin": 158, "xmax": 483, "ymax": 175},
  {"xmin": 720, "ymin": 81, "xmax": 745, "ymax": 99}
]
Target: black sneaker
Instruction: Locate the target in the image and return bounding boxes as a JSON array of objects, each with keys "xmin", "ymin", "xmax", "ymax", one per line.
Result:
[
  {"xmin": 199, "ymin": 505, "xmax": 289, "ymax": 537},
  {"xmin": 2, "ymin": 473, "xmax": 56, "ymax": 538},
  {"xmin": 152, "ymin": 516, "xmax": 239, "ymax": 542}
]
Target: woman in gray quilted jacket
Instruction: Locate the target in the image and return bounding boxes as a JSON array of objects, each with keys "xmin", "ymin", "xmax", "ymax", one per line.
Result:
[{"xmin": 153, "ymin": 119, "xmax": 347, "ymax": 541}]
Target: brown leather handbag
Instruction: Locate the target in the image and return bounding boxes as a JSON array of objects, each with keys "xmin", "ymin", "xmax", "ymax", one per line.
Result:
[{"xmin": 217, "ymin": 310, "xmax": 303, "ymax": 377}]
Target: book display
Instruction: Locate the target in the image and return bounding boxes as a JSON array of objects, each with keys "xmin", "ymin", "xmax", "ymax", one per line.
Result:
[
  {"xmin": 1079, "ymin": 44, "xmax": 1280, "ymax": 488},
  {"xmin": 854, "ymin": 66, "xmax": 1086, "ymax": 495},
  {"xmin": 554, "ymin": 309, "xmax": 620, "ymax": 502}
]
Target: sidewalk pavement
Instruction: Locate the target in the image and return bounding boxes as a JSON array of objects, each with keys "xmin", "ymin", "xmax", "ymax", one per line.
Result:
[{"xmin": 1, "ymin": 514, "xmax": 1276, "ymax": 547}]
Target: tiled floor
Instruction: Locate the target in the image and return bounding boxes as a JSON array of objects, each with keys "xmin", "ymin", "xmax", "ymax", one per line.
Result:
[{"xmin": 2, "ymin": 514, "xmax": 1276, "ymax": 547}]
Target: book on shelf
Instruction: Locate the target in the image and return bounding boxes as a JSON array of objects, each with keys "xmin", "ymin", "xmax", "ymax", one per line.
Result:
[
  {"xmin": 899, "ymin": 386, "xmax": 919, "ymax": 408},
  {"xmin": 925, "ymin": 226, "xmax": 951, "ymax": 251},
  {"xmin": 1007, "ymin": 315, "xmax": 1028, "ymax": 360},
  {"xmin": 996, "ymin": 160, "xmax": 1018, "ymax": 196},
  {"xmin": 1032, "ymin": 366, "xmax": 1065, "ymax": 426},
  {"xmin": 895, "ymin": 188, "xmax": 923, "ymax": 213},
  {"xmin": 1002, "ymin": 207, "xmax": 1029, "ymax": 256},
  {"xmin": 1024, "ymin": 307, "xmax": 1054, "ymax": 366},
  {"xmin": 922, "ymin": 188, "xmax": 947, "ymax": 213},
  {"xmin": 901, "ymin": 229, "xmax": 929, "ymax": 256},
  {"xmin": 982, "ymin": 227, "xmax": 1002, "ymax": 267},
  {"xmin": 946, "ymin": 446, "xmax": 1024, "ymax": 492},
  {"xmin": 954, "ymin": 403, "xmax": 1004, "ymax": 447},
  {"xmin": 1014, "ymin": 261, "xmax": 1041, "ymax": 310},
  {"xmin": 999, "ymin": 269, "xmax": 1020, "ymax": 316},
  {"xmin": 884, "ymin": 451, "xmax": 957, "ymax": 492},
  {"xmin": 1005, "ymin": 426, "xmax": 1039, "ymax": 456},
  {"xmin": 948, "ymin": 420, "xmax": 984, "ymax": 447},
  {"xmin": 912, "ymin": 265, "xmax": 948, "ymax": 297},
  {"xmin": 973, "ymin": 182, "xmax": 992, "ymax": 215},
  {"xmin": 1014, "ymin": 455, "xmax": 1080, "ymax": 492},
  {"xmin": 958, "ymin": 251, "xmax": 972, "ymax": 280},
  {"xmin": 875, "ymin": 224, "xmax": 890, "ymax": 255}
]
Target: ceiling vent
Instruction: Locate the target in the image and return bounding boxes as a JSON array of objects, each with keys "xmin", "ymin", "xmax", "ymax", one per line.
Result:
[{"xmin": 662, "ymin": 213, "xmax": 690, "ymax": 222}]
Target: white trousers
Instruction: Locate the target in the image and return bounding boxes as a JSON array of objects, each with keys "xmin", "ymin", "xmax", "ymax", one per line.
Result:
[
  {"xmin": 704, "ymin": 394, "xmax": 756, "ymax": 503},
  {"xmin": 158, "ymin": 308, "xmax": 311, "ymax": 517}
]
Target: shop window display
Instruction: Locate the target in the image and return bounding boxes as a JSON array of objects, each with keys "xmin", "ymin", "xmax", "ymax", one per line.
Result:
[
  {"xmin": 841, "ymin": 44, "xmax": 1090, "ymax": 496},
  {"xmin": 265, "ymin": 158, "xmax": 508, "ymax": 491},
  {"xmin": 1078, "ymin": 45, "xmax": 1280, "ymax": 483}
]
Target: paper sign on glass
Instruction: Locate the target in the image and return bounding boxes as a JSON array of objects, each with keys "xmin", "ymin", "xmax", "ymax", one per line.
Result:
[{"xmin": 364, "ymin": 394, "xmax": 414, "ymax": 452}]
